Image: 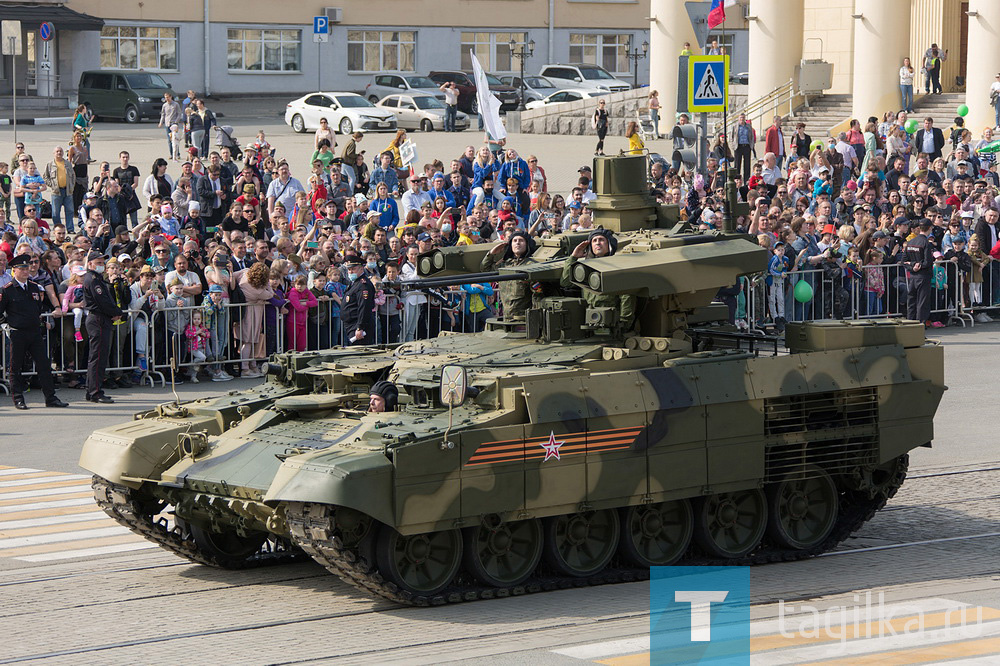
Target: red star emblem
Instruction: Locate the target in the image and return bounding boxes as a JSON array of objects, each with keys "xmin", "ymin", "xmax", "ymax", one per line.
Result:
[{"xmin": 541, "ymin": 431, "xmax": 563, "ymax": 462}]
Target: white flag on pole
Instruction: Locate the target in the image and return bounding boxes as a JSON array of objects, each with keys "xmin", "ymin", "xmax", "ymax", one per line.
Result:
[{"xmin": 470, "ymin": 50, "xmax": 507, "ymax": 141}]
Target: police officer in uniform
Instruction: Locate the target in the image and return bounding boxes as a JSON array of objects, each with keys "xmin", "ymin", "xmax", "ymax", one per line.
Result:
[
  {"xmin": 903, "ymin": 219, "xmax": 935, "ymax": 325},
  {"xmin": 341, "ymin": 256, "xmax": 376, "ymax": 346},
  {"xmin": 82, "ymin": 251, "xmax": 124, "ymax": 403},
  {"xmin": 0, "ymin": 255, "xmax": 69, "ymax": 409}
]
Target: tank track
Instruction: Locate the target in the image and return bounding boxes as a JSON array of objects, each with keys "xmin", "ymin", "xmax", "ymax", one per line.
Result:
[
  {"xmin": 91, "ymin": 476, "xmax": 304, "ymax": 569},
  {"xmin": 285, "ymin": 456, "xmax": 908, "ymax": 606}
]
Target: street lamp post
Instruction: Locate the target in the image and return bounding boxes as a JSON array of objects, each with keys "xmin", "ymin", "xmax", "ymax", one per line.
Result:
[
  {"xmin": 509, "ymin": 38, "xmax": 535, "ymax": 111},
  {"xmin": 625, "ymin": 39, "xmax": 649, "ymax": 88}
]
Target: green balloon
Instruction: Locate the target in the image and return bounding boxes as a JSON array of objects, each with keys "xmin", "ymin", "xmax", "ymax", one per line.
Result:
[
  {"xmin": 809, "ymin": 139, "xmax": 824, "ymax": 153},
  {"xmin": 793, "ymin": 279, "xmax": 814, "ymax": 303},
  {"xmin": 958, "ymin": 104, "xmax": 970, "ymax": 117},
  {"xmin": 905, "ymin": 119, "xmax": 919, "ymax": 134}
]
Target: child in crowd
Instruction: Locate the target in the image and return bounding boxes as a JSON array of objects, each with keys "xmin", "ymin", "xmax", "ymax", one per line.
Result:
[
  {"xmin": 201, "ymin": 284, "xmax": 232, "ymax": 381},
  {"xmin": 767, "ymin": 241, "xmax": 787, "ymax": 331},
  {"xmin": 164, "ymin": 279, "xmax": 191, "ymax": 372},
  {"xmin": 377, "ymin": 261, "xmax": 402, "ymax": 343},
  {"xmin": 285, "ymin": 274, "xmax": 317, "ymax": 351},
  {"xmin": 0, "ymin": 162, "xmax": 11, "ymax": 219},
  {"xmin": 967, "ymin": 235, "xmax": 992, "ymax": 321},
  {"xmin": 308, "ymin": 272, "xmax": 331, "ymax": 350},
  {"xmin": 62, "ymin": 266, "xmax": 87, "ymax": 342},
  {"xmin": 264, "ymin": 269, "xmax": 286, "ymax": 355},
  {"xmin": 184, "ymin": 309, "xmax": 211, "ymax": 382},
  {"xmin": 324, "ymin": 266, "xmax": 346, "ymax": 346}
]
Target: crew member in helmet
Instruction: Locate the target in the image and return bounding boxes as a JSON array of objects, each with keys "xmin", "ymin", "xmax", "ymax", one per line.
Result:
[
  {"xmin": 480, "ymin": 228, "xmax": 536, "ymax": 318},
  {"xmin": 561, "ymin": 226, "xmax": 637, "ymax": 331},
  {"xmin": 368, "ymin": 380, "xmax": 399, "ymax": 413}
]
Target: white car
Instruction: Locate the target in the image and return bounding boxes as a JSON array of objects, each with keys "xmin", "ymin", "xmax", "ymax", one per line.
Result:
[
  {"xmin": 524, "ymin": 88, "xmax": 609, "ymax": 110},
  {"xmin": 538, "ymin": 64, "xmax": 632, "ymax": 93},
  {"xmin": 376, "ymin": 93, "xmax": 469, "ymax": 132},
  {"xmin": 285, "ymin": 92, "xmax": 397, "ymax": 135}
]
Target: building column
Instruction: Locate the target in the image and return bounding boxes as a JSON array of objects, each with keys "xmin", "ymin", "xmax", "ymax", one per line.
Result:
[
  {"xmin": 747, "ymin": 0, "xmax": 804, "ymax": 107},
  {"xmin": 648, "ymin": 0, "xmax": 697, "ymax": 136},
  {"xmin": 965, "ymin": 0, "xmax": 1000, "ymax": 132},
  {"xmin": 852, "ymin": 0, "xmax": 911, "ymax": 121}
]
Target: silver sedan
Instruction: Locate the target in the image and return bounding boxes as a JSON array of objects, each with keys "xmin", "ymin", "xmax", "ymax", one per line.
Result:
[{"xmin": 376, "ymin": 93, "xmax": 469, "ymax": 132}]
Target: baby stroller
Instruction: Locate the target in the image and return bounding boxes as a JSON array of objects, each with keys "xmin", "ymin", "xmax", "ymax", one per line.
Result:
[{"xmin": 214, "ymin": 125, "xmax": 243, "ymax": 160}]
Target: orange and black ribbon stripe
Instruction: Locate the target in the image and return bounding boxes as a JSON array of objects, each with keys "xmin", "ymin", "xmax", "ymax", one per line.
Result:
[{"xmin": 464, "ymin": 426, "xmax": 643, "ymax": 467}]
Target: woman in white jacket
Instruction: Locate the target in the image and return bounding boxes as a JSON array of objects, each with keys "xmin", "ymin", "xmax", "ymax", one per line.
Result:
[{"xmin": 142, "ymin": 158, "xmax": 174, "ymax": 209}]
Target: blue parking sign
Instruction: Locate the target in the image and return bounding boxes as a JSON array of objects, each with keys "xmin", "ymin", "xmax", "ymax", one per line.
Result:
[
  {"xmin": 688, "ymin": 56, "xmax": 728, "ymax": 113},
  {"xmin": 313, "ymin": 16, "xmax": 329, "ymax": 34}
]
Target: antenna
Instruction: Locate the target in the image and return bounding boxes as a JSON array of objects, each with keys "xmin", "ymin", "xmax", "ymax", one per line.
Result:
[{"xmin": 169, "ymin": 334, "xmax": 180, "ymax": 407}]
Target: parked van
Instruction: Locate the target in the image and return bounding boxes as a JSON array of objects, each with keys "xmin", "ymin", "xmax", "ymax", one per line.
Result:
[{"xmin": 78, "ymin": 70, "xmax": 177, "ymax": 123}]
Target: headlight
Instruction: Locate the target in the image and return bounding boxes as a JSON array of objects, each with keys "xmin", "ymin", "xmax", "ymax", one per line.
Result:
[{"xmin": 138, "ymin": 96, "xmax": 150, "ymax": 103}]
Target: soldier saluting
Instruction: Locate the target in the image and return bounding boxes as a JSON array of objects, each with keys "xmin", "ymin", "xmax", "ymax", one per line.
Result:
[
  {"xmin": 82, "ymin": 251, "xmax": 123, "ymax": 403},
  {"xmin": 341, "ymin": 256, "xmax": 376, "ymax": 346},
  {"xmin": 0, "ymin": 254, "xmax": 69, "ymax": 410},
  {"xmin": 481, "ymin": 229, "xmax": 536, "ymax": 318}
]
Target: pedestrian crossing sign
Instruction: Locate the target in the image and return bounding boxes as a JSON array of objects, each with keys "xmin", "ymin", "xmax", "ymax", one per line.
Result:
[{"xmin": 688, "ymin": 55, "xmax": 728, "ymax": 113}]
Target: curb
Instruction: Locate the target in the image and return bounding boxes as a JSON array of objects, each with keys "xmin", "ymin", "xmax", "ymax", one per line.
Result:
[{"xmin": 0, "ymin": 117, "xmax": 72, "ymax": 126}]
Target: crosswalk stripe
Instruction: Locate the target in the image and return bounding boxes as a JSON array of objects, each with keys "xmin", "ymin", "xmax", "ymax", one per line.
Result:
[
  {"xmin": 0, "ymin": 497, "xmax": 94, "ymax": 513},
  {"xmin": 0, "ymin": 525, "xmax": 131, "ymax": 550},
  {"xmin": 0, "ymin": 479, "xmax": 92, "ymax": 495},
  {"xmin": 14, "ymin": 541, "xmax": 160, "ymax": 563},
  {"xmin": 0, "ymin": 511, "xmax": 107, "ymax": 530},
  {"xmin": 0, "ymin": 471, "xmax": 71, "ymax": 481},
  {"xmin": 0, "ymin": 486, "xmax": 92, "ymax": 502},
  {"xmin": 0, "ymin": 504, "xmax": 100, "ymax": 521},
  {"xmin": 0, "ymin": 518, "xmax": 116, "ymax": 539},
  {"xmin": 0, "ymin": 468, "xmax": 42, "ymax": 477},
  {"xmin": 0, "ymin": 533, "xmax": 148, "ymax": 558},
  {"xmin": 0, "ymin": 474, "xmax": 90, "ymax": 488}
]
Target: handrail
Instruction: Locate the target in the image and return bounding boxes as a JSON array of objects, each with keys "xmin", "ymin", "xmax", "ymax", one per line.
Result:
[{"xmin": 719, "ymin": 78, "xmax": 798, "ymax": 136}]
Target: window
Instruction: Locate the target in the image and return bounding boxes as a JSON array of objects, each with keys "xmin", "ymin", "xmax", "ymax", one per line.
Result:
[
  {"xmin": 705, "ymin": 33, "xmax": 734, "ymax": 55},
  {"xmin": 569, "ymin": 34, "xmax": 630, "ymax": 74},
  {"xmin": 347, "ymin": 31, "xmax": 415, "ymax": 73},
  {"xmin": 101, "ymin": 26, "xmax": 178, "ymax": 71},
  {"xmin": 227, "ymin": 29, "xmax": 300, "ymax": 72},
  {"xmin": 460, "ymin": 32, "xmax": 527, "ymax": 72}
]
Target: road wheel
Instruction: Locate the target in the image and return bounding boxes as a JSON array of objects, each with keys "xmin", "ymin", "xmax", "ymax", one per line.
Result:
[
  {"xmin": 339, "ymin": 117, "xmax": 354, "ymax": 135},
  {"xmin": 84, "ymin": 102, "xmax": 98, "ymax": 122},
  {"xmin": 368, "ymin": 95, "xmax": 380, "ymax": 104},
  {"xmin": 290, "ymin": 114, "xmax": 305, "ymax": 133},
  {"xmin": 766, "ymin": 468, "xmax": 839, "ymax": 551},
  {"xmin": 463, "ymin": 516, "xmax": 542, "ymax": 587},
  {"xmin": 420, "ymin": 119, "xmax": 434, "ymax": 133},
  {"xmin": 618, "ymin": 500, "xmax": 693, "ymax": 567},
  {"xmin": 470, "ymin": 97, "xmax": 479, "ymax": 115},
  {"xmin": 542, "ymin": 509, "xmax": 619, "ymax": 577},
  {"xmin": 693, "ymin": 489, "xmax": 767, "ymax": 559},
  {"xmin": 376, "ymin": 526, "xmax": 462, "ymax": 596},
  {"xmin": 123, "ymin": 105, "xmax": 139, "ymax": 124},
  {"xmin": 188, "ymin": 524, "xmax": 267, "ymax": 568}
]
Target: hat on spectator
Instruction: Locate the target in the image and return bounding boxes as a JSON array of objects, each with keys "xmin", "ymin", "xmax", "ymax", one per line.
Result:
[
  {"xmin": 773, "ymin": 241, "xmax": 785, "ymax": 248},
  {"xmin": 208, "ymin": 284, "xmax": 224, "ymax": 293},
  {"xmin": 71, "ymin": 264, "xmax": 87, "ymax": 275},
  {"xmin": 366, "ymin": 210, "xmax": 381, "ymax": 220},
  {"xmin": 106, "ymin": 257, "xmax": 119, "ymax": 266},
  {"xmin": 354, "ymin": 194, "xmax": 367, "ymax": 205},
  {"xmin": 817, "ymin": 165, "xmax": 830, "ymax": 173},
  {"xmin": 8, "ymin": 254, "xmax": 30, "ymax": 268},
  {"xmin": 956, "ymin": 160, "xmax": 970, "ymax": 167},
  {"xmin": 118, "ymin": 253, "xmax": 132, "ymax": 262},
  {"xmin": 578, "ymin": 165, "xmax": 592, "ymax": 173},
  {"xmin": 188, "ymin": 201, "xmax": 201, "ymax": 212},
  {"xmin": 432, "ymin": 172, "xmax": 445, "ymax": 181},
  {"xmin": 187, "ymin": 146, "xmax": 198, "ymax": 156},
  {"xmin": 181, "ymin": 160, "xmax": 192, "ymax": 167},
  {"xmin": 84, "ymin": 192, "xmax": 98, "ymax": 200},
  {"xmin": 568, "ymin": 201, "xmax": 583, "ymax": 209},
  {"xmin": 961, "ymin": 210, "xmax": 975, "ymax": 218},
  {"xmin": 139, "ymin": 265, "xmax": 154, "ymax": 275},
  {"xmin": 918, "ymin": 219, "xmax": 933, "ymax": 230},
  {"xmin": 894, "ymin": 216, "xmax": 910, "ymax": 227},
  {"xmin": 845, "ymin": 180, "xmax": 858, "ymax": 191},
  {"xmin": 417, "ymin": 232, "xmax": 431, "ymax": 242},
  {"xmin": 161, "ymin": 204, "xmax": 172, "ymax": 216},
  {"xmin": 86, "ymin": 250, "xmax": 105, "ymax": 262},
  {"xmin": 953, "ymin": 235, "xmax": 966, "ymax": 243},
  {"xmin": 287, "ymin": 253, "xmax": 303, "ymax": 266},
  {"xmin": 872, "ymin": 230, "xmax": 888, "ymax": 239},
  {"xmin": 115, "ymin": 225, "xmax": 128, "ymax": 236},
  {"xmin": 342, "ymin": 256, "xmax": 364, "ymax": 267},
  {"xmin": 821, "ymin": 224, "xmax": 837, "ymax": 235}
]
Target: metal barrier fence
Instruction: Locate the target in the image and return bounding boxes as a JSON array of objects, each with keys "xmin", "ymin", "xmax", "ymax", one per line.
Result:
[{"xmin": 1, "ymin": 262, "xmax": 996, "ymax": 394}]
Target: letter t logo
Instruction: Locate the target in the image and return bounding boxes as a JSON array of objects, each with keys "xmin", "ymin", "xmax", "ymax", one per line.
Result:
[{"xmin": 675, "ymin": 590, "xmax": 729, "ymax": 641}]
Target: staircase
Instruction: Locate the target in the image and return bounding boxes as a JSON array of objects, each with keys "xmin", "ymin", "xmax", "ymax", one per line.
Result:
[
  {"xmin": 785, "ymin": 94, "xmax": 853, "ymax": 141},
  {"xmin": 911, "ymin": 92, "xmax": 966, "ymax": 126}
]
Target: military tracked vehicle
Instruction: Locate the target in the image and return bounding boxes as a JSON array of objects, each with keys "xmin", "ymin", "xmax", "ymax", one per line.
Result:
[{"xmin": 80, "ymin": 155, "xmax": 945, "ymax": 605}]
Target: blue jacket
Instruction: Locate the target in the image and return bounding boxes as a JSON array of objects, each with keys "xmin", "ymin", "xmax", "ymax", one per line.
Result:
[
  {"xmin": 467, "ymin": 191, "xmax": 495, "ymax": 215},
  {"xmin": 495, "ymin": 158, "xmax": 530, "ymax": 192},
  {"xmin": 471, "ymin": 161, "xmax": 496, "ymax": 189},
  {"xmin": 370, "ymin": 197, "xmax": 399, "ymax": 229},
  {"xmin": 426, "ymin": 186, "xmax": 456, "ymax": 208}
]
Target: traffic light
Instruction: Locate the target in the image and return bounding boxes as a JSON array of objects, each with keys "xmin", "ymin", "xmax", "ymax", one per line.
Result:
[{"xmin": 671, "ymin": 123, "xmax": 699, "ymax": 173}]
